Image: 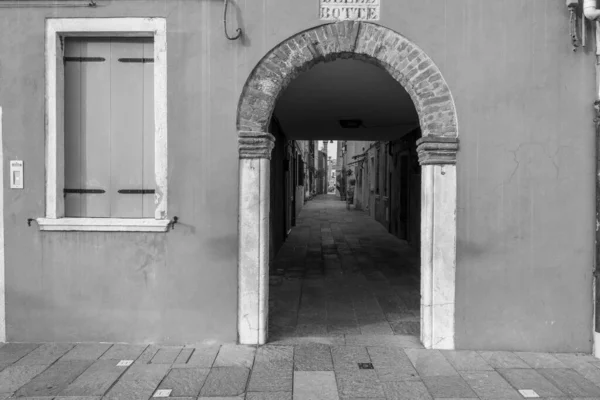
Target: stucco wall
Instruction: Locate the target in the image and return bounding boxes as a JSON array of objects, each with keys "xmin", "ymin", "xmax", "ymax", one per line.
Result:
[{"xmin": 0, "ymin": 0, "xmax": 596, "ymax": 350}]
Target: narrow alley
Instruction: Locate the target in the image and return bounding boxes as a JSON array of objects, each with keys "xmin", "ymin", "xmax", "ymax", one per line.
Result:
[{"xmin": 269, "ymin": 194, "xmax": 421, "ymax": 342}]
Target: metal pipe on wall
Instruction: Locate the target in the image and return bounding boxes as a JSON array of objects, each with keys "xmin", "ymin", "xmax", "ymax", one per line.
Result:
[{"xmin": 594, "ymin": 20, "xmax": 600, "ymax": 357}]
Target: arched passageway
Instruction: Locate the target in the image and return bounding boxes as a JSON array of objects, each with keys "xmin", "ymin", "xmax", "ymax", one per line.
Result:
[{"xmin": 237, "ymin": 21, "xmax": 459, "ymax": 349}]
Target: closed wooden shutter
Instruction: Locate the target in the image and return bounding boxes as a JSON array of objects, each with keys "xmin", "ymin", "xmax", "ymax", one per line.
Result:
[{"xmin": 64, "ymin": 37, "xmax": 154, "ymax": 218}]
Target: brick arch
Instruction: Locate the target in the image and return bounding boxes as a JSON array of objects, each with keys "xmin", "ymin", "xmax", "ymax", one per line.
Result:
[
  {"xmin": 237, "ymin": 21, "xmax": 457, "ymax": 141},
  {"xmin": 237, "ymin": 22, "xmax": 458, "ymax": 350}
]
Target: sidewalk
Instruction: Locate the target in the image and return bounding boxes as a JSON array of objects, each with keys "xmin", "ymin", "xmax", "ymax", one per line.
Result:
[{"xmin": 0, "ymin": 342, "xmax": 599, "ymax": 399}]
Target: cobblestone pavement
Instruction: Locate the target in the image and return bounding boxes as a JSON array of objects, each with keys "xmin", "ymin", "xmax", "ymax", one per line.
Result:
[
  {"xmin": 269, "ymin": 194, "xmax": 421, "ymax": 339},
  {"xmin": 2, "ymin": 196, "xmax": 599, "ymax": 399},
  {"xmin": 0, "ymin": 342, "xmax": 600, "ymax": 399}
]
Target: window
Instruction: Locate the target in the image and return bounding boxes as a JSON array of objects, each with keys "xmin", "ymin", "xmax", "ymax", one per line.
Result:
[
  {"xmin": 64, "ymin": 37, "xmax": 154, "ymax": 218},
  {"xmin": 38, "ymin": 18, "xmax": 168, "ymax": 232}
]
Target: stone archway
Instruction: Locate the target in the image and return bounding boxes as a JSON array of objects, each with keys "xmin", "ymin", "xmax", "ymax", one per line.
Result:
[{"xmin": 237, "ymin": 21, "xmax": 459, "ymax": 349}]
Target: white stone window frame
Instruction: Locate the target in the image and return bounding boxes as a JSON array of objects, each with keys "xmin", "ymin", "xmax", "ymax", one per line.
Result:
[{"xmin": 38, "ymin": 18, "xmax": 168, "ymax": 232}]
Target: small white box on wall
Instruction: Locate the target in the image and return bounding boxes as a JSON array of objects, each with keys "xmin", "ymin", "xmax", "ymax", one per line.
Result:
[{"xmin": 9, "ymin": 160, "xmax": 23, "ymax": 189}]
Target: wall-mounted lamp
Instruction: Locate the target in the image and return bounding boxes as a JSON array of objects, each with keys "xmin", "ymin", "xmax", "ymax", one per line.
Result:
[{"xmin": 339, "ymin": 119, "xmax": 363, "ymax": 129}]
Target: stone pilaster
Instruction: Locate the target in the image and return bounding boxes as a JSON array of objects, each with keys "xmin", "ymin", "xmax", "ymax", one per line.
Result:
[
  {"xmin": 239, "ymin": 131, "xmax": 276, "ymax": 159},
  {"xmin": 418, "ymin": 135, "xmax": 458, "ymax": 350},
  {"xmin": 416, "ymin": 137, "xmax": 459, "ymax": 166},
  {"xmin": 238, "ymin": 129, "xmax": 274, "ymax": 345}
]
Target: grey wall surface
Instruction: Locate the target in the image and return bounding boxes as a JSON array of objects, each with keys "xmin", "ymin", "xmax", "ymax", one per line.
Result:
[{"xmin": 0, "ymin": 0, "xmax": 595, "ymax": 351}]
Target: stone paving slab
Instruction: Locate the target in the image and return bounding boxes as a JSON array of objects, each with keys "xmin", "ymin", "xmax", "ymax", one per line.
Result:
[
  {"xmin": 103, "ymin": 364, "xmax": 170, "ymax": 400},
  {"xmin": 441, "ymin": 350, "xmax": 494, "ymax": 371},
  {"xmin": 58, "ymin": 359, "xmax": 126, "ymax": 397},
  {"xmin": 248, "ymin": 361, "xmax": 293, "ymax": 392},
  {"xmin": 538, "ymin": 368, "xmax": 600, "ymax": 398},
  {"xmin": 368, "ymin": 346, "xmax": 419, "ymax": 381},
  {"xmin": 0, "ymin": 364, "xmax": 47, "ymax": 394},
  {"xmin": 99, "ymin": 344, "xmax": 147, "ymax": 361},
  {"xmin": 331, "ymin": 346, "xmax": 370, "ymax": 372},
  {"xmin": 421, "ymin": 375, "xmax": 478, "ymax": 398},
  {"xmin": 294, "ymin": 344, "xmax": 333, "ymax": 371},
  {"xmin": 213, "ymin": 345, "xmax": 256, "ymax": 368},
  {"xmin": 247, "ymin": 392, "xmax": 292, "ymax": 400},
  {"xmin": 132, "ymin": 344, "xmax": 160, "ymax": 365},
  {"xmin": 404, "ymin": 348, "xmax": 459, "ymax": 377},
  {"xmin": 515, "ymin": 351, "xmax": 568, "ymax": 368},
  {"xmin": 15, "ymin": 360, "xmax": 92, "ymax": 397},
  {"xmin": 555, "ymin": 353, "xmax": 600, "ymax": 387},
  {"xmin": 157, "ymin": 367, "xmax": 210, "ymax": 397},
  {"xmin": 14, "ymin": 343, "xmax": 74, "ymax": 366},
  {"xmin": 55, "ymin": 397, "xmax": 102, "ymax": 400},
  {"xmin": 478, "ymin": 351, "xmax": 531, "ymax": 369},
  {"xmin": 335, "ymin": 369, "xmax": 386, "ymax": 398},
  {"xmin": 497, "ymin": 368, "xmax": 565, "ymax": 397},
  {"xmin": 173, "ymin": 348, "xmax": 194, "ymax": 365},
  {"xmin": 186, "ymin": 345, "xmax": 221, "ymax": 367},
  {"xmin": 150, "ymin": 346, "xmax": 183, "ymax": 364},
  {"xmin": 200, "ymin": 366, "xmax": 250, "ymax": 397},
  {"xmin": 345, "ymin": 334, "xmax": 423, "ymax": 348},
  {"xmin": 60, "ymin": 343, "xmax": 112, "ymax": 361},
  {"xmin": 0, "ymin": 344, "xmax": 39, "ymax": 370},
  {"xmin": 383, "ymin": 380, "xmax": 433, "ymax": 400},
  {"xmin": 293, "ymin": 371, "xmax": 339, "ymax": 400},
  {"xmin": 459, "ymin": 370, "xmax": 523, "ymax": 400}
]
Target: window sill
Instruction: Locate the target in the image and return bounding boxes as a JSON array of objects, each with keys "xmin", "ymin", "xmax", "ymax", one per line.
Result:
[{"xmin": 36, "ymin": 218, "xmax": 170, "ymax": 232}]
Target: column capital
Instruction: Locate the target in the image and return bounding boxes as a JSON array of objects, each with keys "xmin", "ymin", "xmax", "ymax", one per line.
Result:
[
  {"xmin": 238, "ymin": 131, "xmax": 276, "ymax": 159},
  {"xmin": 416, "ymin": 136, "xmax": 459, "ymax": 166}
]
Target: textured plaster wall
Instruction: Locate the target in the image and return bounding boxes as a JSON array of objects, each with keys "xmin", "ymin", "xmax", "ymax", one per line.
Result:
[{"xmin": 0, "ymin": 0, "xmax": 596, "ymax": 350}]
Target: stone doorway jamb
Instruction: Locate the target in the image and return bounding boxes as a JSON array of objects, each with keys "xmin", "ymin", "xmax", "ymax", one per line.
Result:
[
  {"xmin": 238, "ymin": 131, "xmax": 275, "ymax": 345},
  {"xmin": 417, "ymin": 136, "xmax": 458, "ymax": 349}
]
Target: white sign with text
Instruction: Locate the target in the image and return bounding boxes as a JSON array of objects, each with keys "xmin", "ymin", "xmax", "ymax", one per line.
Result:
[{"xmin": 320, "ymin": 0, "xmax": 380, "ymax": 21}]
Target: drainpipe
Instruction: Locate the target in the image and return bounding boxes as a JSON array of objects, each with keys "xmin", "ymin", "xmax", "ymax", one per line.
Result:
[
  {"xmin": 581, "ymin": 0, "xmax": 600, "ymax": 357},
  {"xmin": 595, "ymin": 23, "xmax": 600, "ymax": 358}
]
